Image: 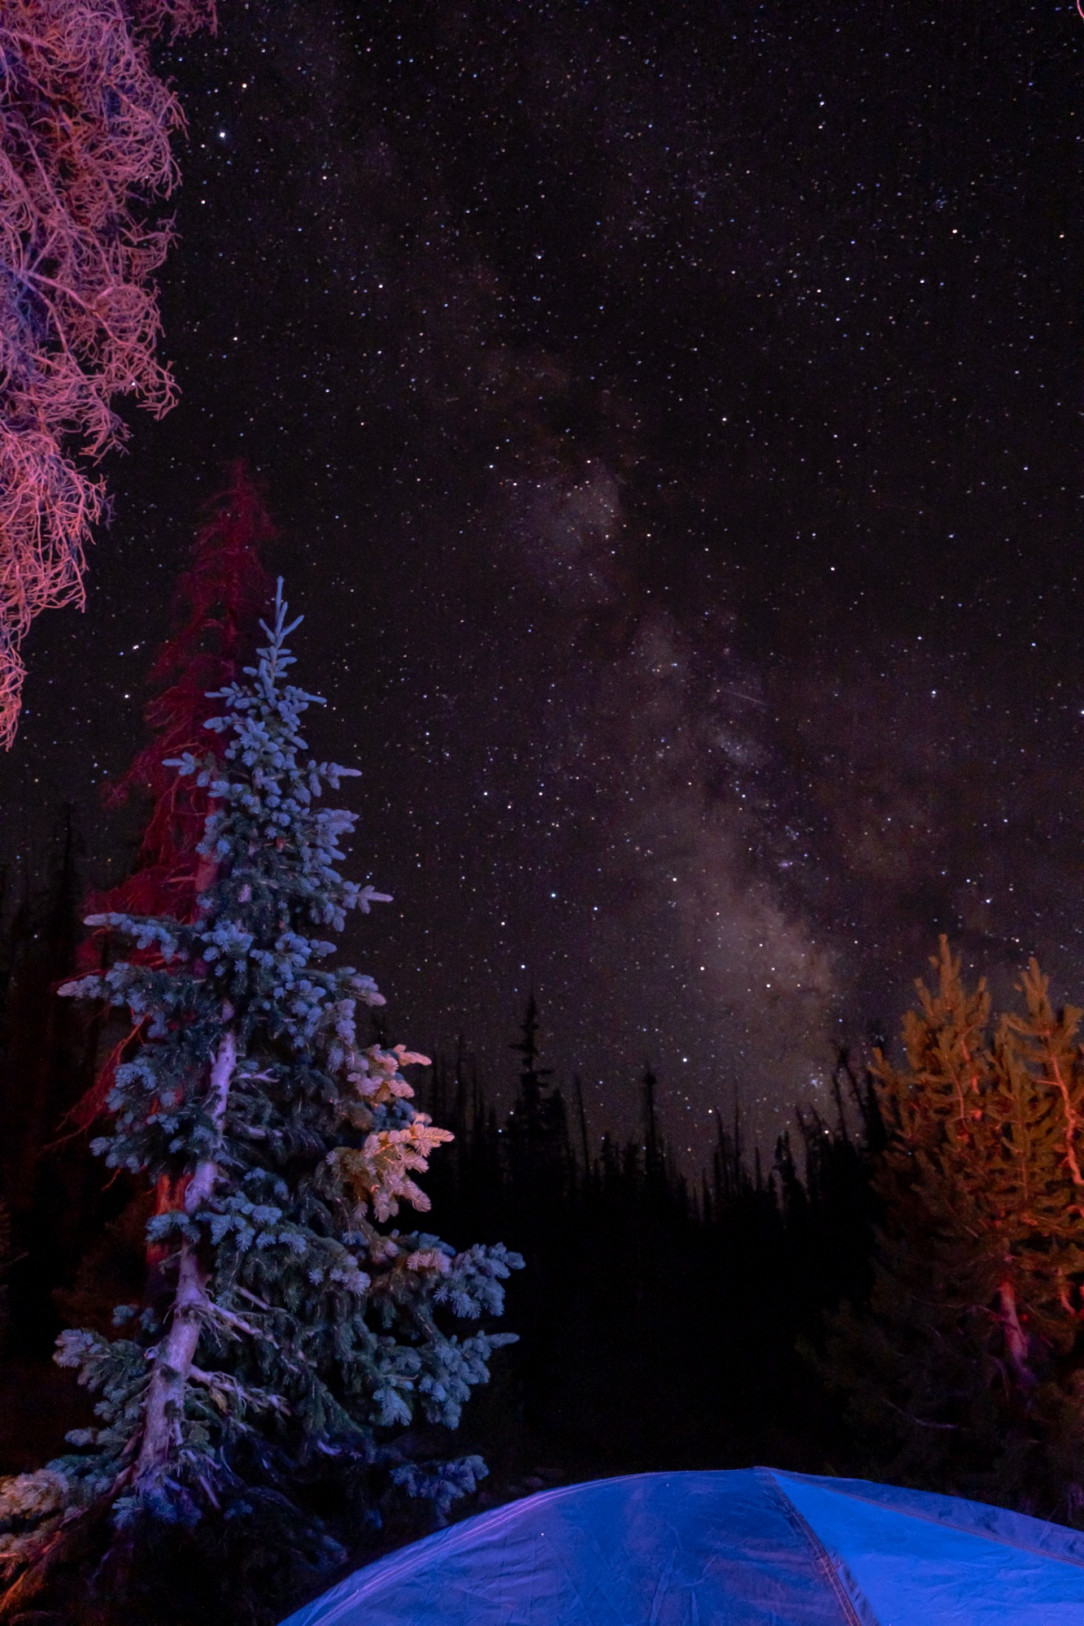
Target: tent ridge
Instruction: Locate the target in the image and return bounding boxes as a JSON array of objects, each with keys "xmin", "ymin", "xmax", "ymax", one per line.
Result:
[
  {"xmin": 757, "ymin": 1468, "xmax": 866, "ymax": 1626},
  {"xmin": 772, "ymin": 1469, "xmax": 1084, "ymax": 1574}
]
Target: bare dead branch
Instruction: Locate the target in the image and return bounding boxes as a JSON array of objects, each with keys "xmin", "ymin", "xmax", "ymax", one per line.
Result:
[{"xmin": 0, "ymin": 0, "xmax": 217, "ymax": 746}]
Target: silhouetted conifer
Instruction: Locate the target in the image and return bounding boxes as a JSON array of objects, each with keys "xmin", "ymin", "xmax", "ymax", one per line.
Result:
[
  {"xmin": 505, "ymin": 995, "xmax": 570, "ymax": 1202},
  {"xmin": 0, "ymin": 814, "xmax": 101, "ymax": 1357}
]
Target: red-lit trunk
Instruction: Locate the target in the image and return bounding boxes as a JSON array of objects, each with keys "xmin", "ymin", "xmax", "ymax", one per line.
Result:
[{"xmin": 997, "ymin": 1279, "xmax": 1033, "ymax": 1390}]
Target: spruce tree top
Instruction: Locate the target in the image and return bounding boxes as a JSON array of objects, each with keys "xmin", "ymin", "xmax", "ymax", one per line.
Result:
[{"xmin": 87, "ymin": 579, "xmax": 387, "ymax": 1048}]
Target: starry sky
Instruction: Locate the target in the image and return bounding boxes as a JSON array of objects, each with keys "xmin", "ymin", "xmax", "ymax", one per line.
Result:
[{"xmin": 1, "ymin": 0, "xmax": 1082, "ymax": 1164}]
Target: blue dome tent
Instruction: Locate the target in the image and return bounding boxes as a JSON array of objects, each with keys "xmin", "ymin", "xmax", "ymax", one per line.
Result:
[{"xmin": 279, "ymin": 1468, "xmax": 1084, "ymax": 1625}]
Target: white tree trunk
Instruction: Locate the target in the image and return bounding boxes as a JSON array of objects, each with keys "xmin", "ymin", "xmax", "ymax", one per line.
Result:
[
  {"xmin": 997, "ymin": 1278, "xmax": 1033, "ymax": 1389},
  {"xmin": 133, "ymin": 1020, "xmax": 236, "ymax": 1487}
]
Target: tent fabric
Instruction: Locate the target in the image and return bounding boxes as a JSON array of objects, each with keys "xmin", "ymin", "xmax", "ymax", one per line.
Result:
[{"xmin": 278, "ymin": 1468, "xmax": 1084, "ymax": 1626}]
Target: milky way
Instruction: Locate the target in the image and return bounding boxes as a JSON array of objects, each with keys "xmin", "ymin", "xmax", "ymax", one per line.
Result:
[{"xmin": 1, "ymin": 1, "xmax": 1081, "ymax": 1163}]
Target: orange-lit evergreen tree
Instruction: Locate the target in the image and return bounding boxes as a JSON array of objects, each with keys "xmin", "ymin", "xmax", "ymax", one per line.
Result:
[{"xmin": 830, "ymin": 938, "xmax": 1084, "ymax": 1520}]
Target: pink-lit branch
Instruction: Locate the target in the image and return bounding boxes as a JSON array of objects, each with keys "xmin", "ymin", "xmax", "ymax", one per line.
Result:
[{"xmin": 0, "ymin": 0, "xmax": 216, "ymax": 747}]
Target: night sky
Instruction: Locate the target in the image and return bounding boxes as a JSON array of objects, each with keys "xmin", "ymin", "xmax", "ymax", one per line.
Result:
[{"xmin": 1, "ymin": 0, "xmax": 1082, "ymax": 1164}]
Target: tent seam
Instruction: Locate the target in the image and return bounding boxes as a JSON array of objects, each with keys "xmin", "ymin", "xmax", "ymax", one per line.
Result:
[
  {"xmin": 774, "ymin": 1471, "xmax": 1084, "ymax": 1573},
  {"xmin": 758, "ymin": 1467, "xmax": 867, "ymax": 1626}
]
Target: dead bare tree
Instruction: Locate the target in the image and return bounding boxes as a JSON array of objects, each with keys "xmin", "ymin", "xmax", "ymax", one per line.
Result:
[{"xmin": 0, "ymin": 0, "xmax": 216, "ymax": 747}]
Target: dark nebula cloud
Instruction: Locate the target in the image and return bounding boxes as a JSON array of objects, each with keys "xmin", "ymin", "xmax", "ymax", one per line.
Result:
[{"xmin": 2, "ymin": 0, "xmax": 1082, "ymax": 1162}]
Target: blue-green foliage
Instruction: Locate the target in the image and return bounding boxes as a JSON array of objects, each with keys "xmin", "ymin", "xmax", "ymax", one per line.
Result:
[{"xmin": 0, "ymin": 585, "xmax": 520, "ymax": 1577}]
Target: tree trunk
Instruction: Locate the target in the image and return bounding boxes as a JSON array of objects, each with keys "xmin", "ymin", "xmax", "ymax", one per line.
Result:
[
  {"xmin": 133, "ymin": 1021, "xmax": 235, "ymax": 1487},
  {"xmin": 997, "ymin": 1278, "xmax": 1034, "ymax": 1390}
]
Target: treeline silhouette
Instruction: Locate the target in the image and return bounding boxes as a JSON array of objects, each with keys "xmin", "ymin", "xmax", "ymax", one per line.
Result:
[
  {"xmin": 410, "ymin": 994, "xmax": 883, "ymax": 1499},
  {"xmin": 0, "ymin": 816, "xmax": 131, "ymax": 1474}
]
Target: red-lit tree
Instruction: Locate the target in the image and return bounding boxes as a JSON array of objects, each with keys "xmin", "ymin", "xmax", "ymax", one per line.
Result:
[
  {"xmin": 73, "ymin": 462, "xmax": 272, "ymax": 1141},
  {"xmin": 0, "ymin": 0, "xmax": 217, "ymax": 748},
  {"xmin": 66, "ymin": 463, "xmax": 271, "ymax": 1312}
]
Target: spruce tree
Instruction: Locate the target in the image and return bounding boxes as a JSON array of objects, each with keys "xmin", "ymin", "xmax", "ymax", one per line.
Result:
[{"xmin": 0, "ymin": 585, "xmax": 520, "ymax": 1621}]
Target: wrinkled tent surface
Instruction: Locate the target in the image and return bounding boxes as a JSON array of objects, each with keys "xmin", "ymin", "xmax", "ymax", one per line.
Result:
[{"xmin": 279, "ymin": 1468, "xmax": 1084, "ymax": 1625}]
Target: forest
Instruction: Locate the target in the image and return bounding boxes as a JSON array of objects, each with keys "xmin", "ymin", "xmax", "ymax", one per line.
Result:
[
  {"xmin": 0, "ymin": 471, "xmax": 1081, "ymax": 1624},
  {"xmin": 1, "ymin": 0, "xmax": 1083, "ymax": 1620}
]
